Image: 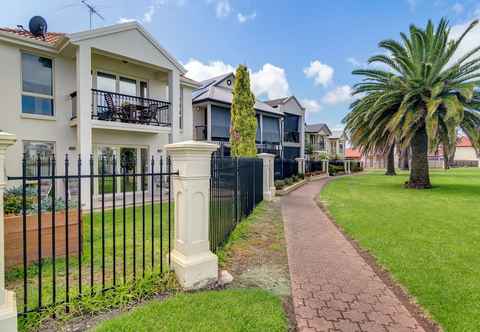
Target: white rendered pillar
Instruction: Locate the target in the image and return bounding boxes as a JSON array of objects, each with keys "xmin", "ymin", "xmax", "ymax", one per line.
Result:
[
  {"xmin": 166, "ymin": 141, "xmax": 219, "ymax": 289},
  {"xmin": 76, "ymin": 45, "xmax": 92, "ymax": 209},
  {"xmin": 0, "ymin": 132, "xmax": 17, "ymax": 332},
  {"xmin": 257, "ymin": 153, "xmax": 275, "ymax": 201},
  {"xmin": 296, "ymin": 157, "xmax": 305, "ymax": 174}
]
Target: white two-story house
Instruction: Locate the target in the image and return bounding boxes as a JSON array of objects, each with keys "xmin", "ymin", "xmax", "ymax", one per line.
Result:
[
  {"xmin": 0, "ymin": 20, "xmax": 199, "ymax": 206},
  {"xmin": 306, "ymin": 124, "xmax": 346, "ymax": 159},
  {"xmin": 192, "ymin": 73, "xmax": 305, "ymax": 159}
]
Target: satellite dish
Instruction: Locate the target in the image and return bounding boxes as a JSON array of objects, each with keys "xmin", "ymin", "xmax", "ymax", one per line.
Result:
[{"xmin": 28, "ymin": 16, "xmax": 48, "ymax": 37}]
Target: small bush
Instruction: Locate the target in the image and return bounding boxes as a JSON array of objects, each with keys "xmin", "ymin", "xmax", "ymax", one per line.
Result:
[
  {"xmin": 328, "ymin": 165, "xmax": 345, "ymax": 176},
  {"xmin": 275, "ymin": 180, "xmax": 285, "ymax": 190},
  {"xmin": 285, "ymin": 178, "xmax": 293, "ymax": 185}
]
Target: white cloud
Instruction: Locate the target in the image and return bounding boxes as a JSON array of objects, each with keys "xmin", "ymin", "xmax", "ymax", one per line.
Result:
[
  {"xmin": 301, "ymin": 99, "xmax": 322, "ymax": 113},
  {"xmin": 143, "ymin": 5, "xmax": 156, "ymax": 23},
  {"xmin": 251, "ymin": 64, "xmax": 290, "ymax": 99},
  {"xmin": 184, "ymin": 59, "xmax": 289, "ymax": 100},
  {"xmin": 117, "ymin": 17, "xmax": 136, "ymax": 23},
  {"xmin": 452, "ymin": 2, "xmax": 464, "ymax": 14},
  {"xmin": 321, "ymin": 85, "xmax": 355, "ymax": 105},
  {"xmin": 449, "ymin": 16, "xmax": 480, "ymax": 64},
  {"xmin": 208, "ymin": 0, "xmax": 231, "ymax": 18},
  {"xmin": 184, "ymin": 58, "xmax": 235, "ymax": 81},
  {"xmin": 304, "ymin": 60, "xmax": 334, "ymax": 87},
  {"xmin": 237, "ymin": 12, "xmax": 256, "ymax": 23},
  {"xmin": 346, "ymin": 57, "xmax": 363, "ymax": 67}
]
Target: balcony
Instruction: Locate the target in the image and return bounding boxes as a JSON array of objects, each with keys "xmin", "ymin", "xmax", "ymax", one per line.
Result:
[{"xmin": 71, "ymin": 89, "xmax": 171, "ymax": 127}]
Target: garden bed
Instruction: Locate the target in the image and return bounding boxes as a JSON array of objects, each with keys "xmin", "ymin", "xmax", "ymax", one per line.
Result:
[
  {"xmin": 5, "ymin": 210, "xmax": 81, "ymax": 269},
  {"xmin": 274, "ymin": 174, "xmax": 306, "ymax": 196}
]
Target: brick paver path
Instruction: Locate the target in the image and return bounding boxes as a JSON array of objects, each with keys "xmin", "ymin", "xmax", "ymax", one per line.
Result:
[{"xmin": 282, "ymin": 179, "xmax": 425, "ymax": 332}]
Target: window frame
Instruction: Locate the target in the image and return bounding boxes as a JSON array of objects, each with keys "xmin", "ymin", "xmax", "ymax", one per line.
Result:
[{"xmin": 20, "ymin": 51, "xmax": 55, "ymax": 118}]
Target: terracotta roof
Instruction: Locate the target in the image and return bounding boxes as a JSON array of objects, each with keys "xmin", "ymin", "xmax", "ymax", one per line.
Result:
[
  {"xmin": 346, "ymin": 148, "xmax": 362, "ymax": 159},
  {"xmin": 0, "ymin": 27, "xmax": 65, "ymax": 46},
  {"xmin": 457, "ymin": 136, "xmax": 473, "ymax": 147}
]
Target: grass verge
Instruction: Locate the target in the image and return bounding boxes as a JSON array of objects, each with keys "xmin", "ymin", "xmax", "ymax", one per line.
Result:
[{"xmin": 320, "ymin": 169, "xmax": 480, "ymax": 331}]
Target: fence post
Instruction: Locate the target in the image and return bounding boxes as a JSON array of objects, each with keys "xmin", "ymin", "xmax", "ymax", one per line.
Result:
[
  {"xmin": 257, "ymin": 153, "xmax": 275, "ymax": 201},
  {"xmin": 0, "ymin": 132, "xmax": 17, "ymax": 332},
  {"xmin": 165, "ymin": 141, "xmax": 219, "ymax": 289},
  {"xmin": 295, "ymin": 157, "xmax": 305, "ymax": 174}
]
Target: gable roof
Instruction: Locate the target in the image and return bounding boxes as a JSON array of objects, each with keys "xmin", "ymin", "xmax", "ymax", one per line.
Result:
[
  {"xmin": 0, "ymin": 22, "xmax": 186, "ymax": 74},
  {"xmin": 330, "ymin": 130, "xmax": 345, "ymax": 139},
  {"xmin": 68, "ymin": 22, "xmax": 186, "ymax": 74},
  {"xmin": 346, "ymin": 148, "xmax": 362, "ymax": 159},
  {"xmin": 265, "ymin": 96, "xmax": 305, "ymax": 111},
  {"xmin": 192, "ymin": 72, "xmax": 282, "ymax": 116},
  {"xmin": 306, "ymin": 123, "xmax": 331, "ymax": 135},
  {"xmin": 0, "ymin": 27, "xmax": 65, "ymax": 46}
]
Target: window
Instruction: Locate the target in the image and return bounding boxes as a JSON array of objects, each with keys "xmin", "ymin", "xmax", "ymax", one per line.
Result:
[
  {"xmin": 263, "ymin": 116, "xmax": 280, "ymax": 144},
  {"xmin": 211, "ymin": 106, "xmax": 231, "ymax": 140},
  {"xmin": 256, "ymin": 115, "xmax": 261, "ymax": 143},
  {"xmin": 96, "ymin": 72, "xmax": 116, "ymax": 92},
  {"xmin": 23, "ymin": 141, "xmax": 55, "ymax": 176},
  {"xmin": 21, "ymin": 53, "xmax": 54, "ymax": 116},
  {"xmin": 179, "ymin": 87, "xmax": 184, "ymax": 130},
  {"xmin": 284, "ymin": 113, "xmax": 300, "ymax": 143},
  {"xmin": 119, "ymin": 77, "xmax": 137, "ymax": 96},
  {"xmin": 96, "ymin": 71, "xmax": 148, "ymax": 97}
]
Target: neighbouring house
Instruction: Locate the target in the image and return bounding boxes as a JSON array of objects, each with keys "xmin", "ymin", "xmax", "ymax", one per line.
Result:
[
  {"xmin": 453, "ymin": 136, "xmax": 479, "ymax": 167},
  {"xmin": 305, "ymin": 123, "xmax": 346, "ymax": 159},
  {"xmin": 192, "ymin": 73, "xmax": 306, "ymax": 159},
  {"xmin": 345, "ymin": 148, "xmax": 362, "ymax": 160},
  {"xmin": 0, "ymin": 20, "xmax": 200, "ymax": 206},
  {"xmin": 305, "ymin": 123, "xmax": 331, "ymax": 157}
]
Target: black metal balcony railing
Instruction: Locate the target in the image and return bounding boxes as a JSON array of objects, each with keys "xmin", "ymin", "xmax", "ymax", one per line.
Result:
[
  {"xmin": 195, "ymin": 125, "xmax": 207, "ymax": 140},
  {"xmin": 310, "ymin": 143, "xmax": 326, "ymax": 151},
  {"xmin": 284, "ymin": 130, "xmax": 300, "ymax": 143},
  {"xmin": 71, "ymin": 89, "xmax": 172, "ymax": 127}
]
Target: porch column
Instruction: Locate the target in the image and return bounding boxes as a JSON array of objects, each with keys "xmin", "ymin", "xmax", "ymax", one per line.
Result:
[
  {"xmin": 168, "ymin": 70, "xmax": 181, "ymax": 143},
  {"xmin": 0, "ymin": 132, "xmax": 17, "ymax": 332},
  {"xmin": 76, "ymin": 44, "xmax": 92, "ymax": 208},
  {"xmin": 296, "ymin": 157, "xmax": 305, "ymax": 174},
  {"xmin": 300, "ymin": 114, "xmax": 305, "ymax": 158},
  {"xmin": 166, "ymin": 141, "xmax": 219, "ymax": 289},
  {"xmin": 257, "ymin": 153, "xmax": 275, "ymax": 201}
]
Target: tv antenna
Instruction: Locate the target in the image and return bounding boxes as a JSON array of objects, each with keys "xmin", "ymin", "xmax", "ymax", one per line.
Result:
[{"xmin": 80, "ymin": 0, "xmax": 105, "ymax": 30}]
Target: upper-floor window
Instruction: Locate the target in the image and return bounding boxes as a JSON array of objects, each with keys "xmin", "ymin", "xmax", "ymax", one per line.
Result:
[
  {"xmin": 263, "ymin": 116, "xmax": 280, "ymax": 144},
  {"xmin": 284, "ymin": 113, "xmax": 300, "ymax": 143},
  {"xmin": 211, "ymin": 106, "xmax": 231, "ymax": 141},
  {"xmin": 21, "ymin": 53, "xmax": 54, "ymax": 116}
]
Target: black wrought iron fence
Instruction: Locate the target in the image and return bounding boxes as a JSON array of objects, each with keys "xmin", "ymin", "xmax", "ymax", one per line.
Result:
[
  {"xmin": 209, "ymin": 155, "xmax": 263, "ymax": 252},
  {"xmin": 5, "ymin": 154, "xmax": 176, "ymax": 315},
  {"xmin": 274, "ymin": 158, "xmax": 299, "ymax": 180},
  {"xmin": 305, "ymin": 160, "xmax": 325, "ymax": 174}
]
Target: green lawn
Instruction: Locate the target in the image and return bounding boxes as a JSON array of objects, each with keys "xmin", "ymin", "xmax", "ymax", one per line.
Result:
[
  {"xmin": 94, "ymin": 288, "xmax": 287, "ymax": 332},
  {"xmin": 6, "ymin": 202, "xmax": 173, "ymax": 313},
  {"xmin": 321, "ymin": 169, "xmax": 480, "ymax": 332}
]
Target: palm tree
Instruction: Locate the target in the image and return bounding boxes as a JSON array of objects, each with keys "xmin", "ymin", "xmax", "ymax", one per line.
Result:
[{"xmin": 345, "ymin": 18, "xmax": 480, "ymax": 188}]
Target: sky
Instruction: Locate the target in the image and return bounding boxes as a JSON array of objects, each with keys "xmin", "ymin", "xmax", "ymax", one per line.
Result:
[{"xmin": 3, "ymin": 0, "xmax": 480, "ymax": 129}]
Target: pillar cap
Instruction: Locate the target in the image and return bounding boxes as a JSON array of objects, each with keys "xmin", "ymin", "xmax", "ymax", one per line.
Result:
[
  {"xmin": 166, "ymin": 140, "xmax": 218, "ymax": 154},
  {"xmin": 257, "ymin": 153, "xmax": 275, "ymax": 158},
  {"xmin": 0, "ymin": 132, "xmax": 16, "ymax": 148}
]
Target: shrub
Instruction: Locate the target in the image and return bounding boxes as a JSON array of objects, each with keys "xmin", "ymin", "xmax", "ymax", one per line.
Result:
[
  {"xmin": 285, "ymin": 178, "xmax": 293, "ymax": 185},
  {"xmin": 274, "ymin": 180, "xmax": 285, "ymax": 190},
  {"xmin": 328, "ymin": 165, "xmax": 345, "ymax": 176}
]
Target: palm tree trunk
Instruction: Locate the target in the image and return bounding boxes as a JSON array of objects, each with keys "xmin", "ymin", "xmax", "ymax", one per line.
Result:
[
  {"xmin": 400, "ymin": 148, "xmax": 410, "ymax": 170},
  {"xmin": 406, "ymin": 127, "xmax": 432, "ymax": 189},
  {"xmin": 443, "ymin": 149, "xmax": 450, "ymax": 170},
  {"xmin": 385, "ymin": 144, "xmax": 396, "ymax": 176}
]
